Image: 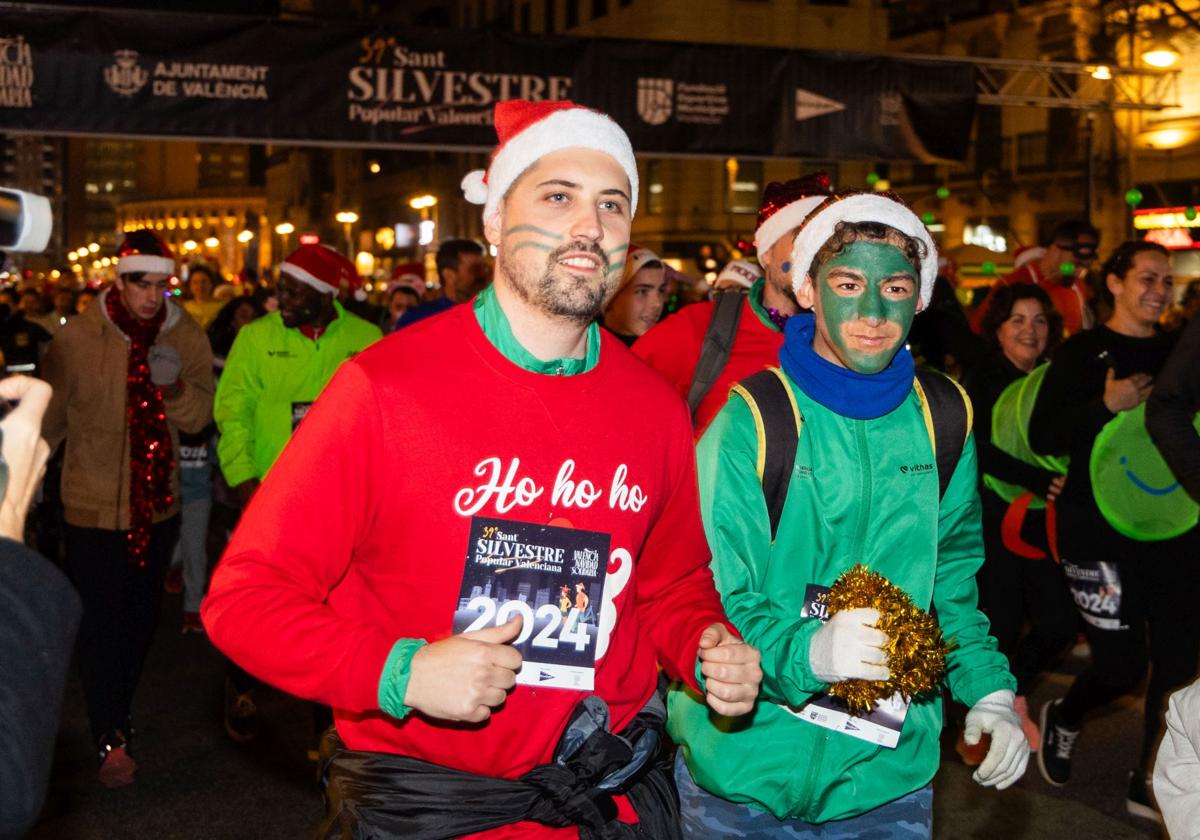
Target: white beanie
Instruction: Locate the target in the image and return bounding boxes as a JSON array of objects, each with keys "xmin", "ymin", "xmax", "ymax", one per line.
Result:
[{"xmin": 790, "ymin": 192, "xmax": 938, "ymax": 309}]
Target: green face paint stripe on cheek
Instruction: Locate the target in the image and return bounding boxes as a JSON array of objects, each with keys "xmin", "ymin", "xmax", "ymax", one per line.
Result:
[
  {"xmin": 503, "ymin": 224, "xmax": 565, "ymax": 240},
  {"xmin": 509, "ymin": 240, "xmax": 556, "ymax": 255},
  {"xmin": 816, "ymin": 240, "xmax": 918, "ymax": 374},
  {"xmin": 606, "ymin": 260, "xmax": 626, "ymax": 276},
  {"xmin": 604, "ymin": 243, "xmax": 630, "ymax": 258}
]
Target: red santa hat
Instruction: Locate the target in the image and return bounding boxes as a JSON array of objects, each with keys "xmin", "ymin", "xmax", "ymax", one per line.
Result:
[
  {"xmin": 790, "ymin": 191, "xmax": 938, "ymax": 309},
  {"xmin": 714, "ymin": 258, "xmax": 764, "ymax": 290},
  {"xmin": 389, "ymin": 262, "xmax": 426, "ymax": 295},
  {"xmin": 461, "ymin": 99, "xmax": 639, "ymax": 224},
  {"xmin": 117, "ymin": 229, "xmax": 175, "ymax": 276},
  {"xmin": 754, "ymin": 172, "xmax": 835, "ymax": 256},
  {"xmin": 279, "ymin": 244, "xmax": 358, "ymax": 296},
  {"xmin": 618, "ymin": 245, "xmax": 662, "ymax": 289},
  {"xmin": 1013, "ymin": 245, "xmax": 1045, "ymax": 270}
]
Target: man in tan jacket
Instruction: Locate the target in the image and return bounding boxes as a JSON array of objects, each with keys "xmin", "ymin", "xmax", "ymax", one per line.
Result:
[{"xmin": 41, "ymin": 230, "xmax": 213, "ymax": 788}]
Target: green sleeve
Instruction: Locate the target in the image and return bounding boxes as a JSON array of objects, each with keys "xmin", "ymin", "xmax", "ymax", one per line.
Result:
[
  {"xmin": 377, "ymin": 638, "xmax": 427, "ymax": 720},
  {"xmin": 697, "ymin": 395, "xmax": 827, "ymax": 707},
  {"xmin": 933, "ymin": 434, "xmax": 1018, "ymax": 707},
  {"xmin": 214, "ymin": 325, "xmax": 263, "ymax": 488}
]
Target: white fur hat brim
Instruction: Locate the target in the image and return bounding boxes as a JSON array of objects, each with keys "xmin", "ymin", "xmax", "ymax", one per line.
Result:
[
  {"xmin": 462, "ymin": 108, "xmax": 639, "ymax": 223},
  {"xmin": 790, "ymin": 194, "xmax": 937, "ymax": 309},
  {"xmin": 754, "ymin": 195, "xmax": 828, "ymax": 256}
]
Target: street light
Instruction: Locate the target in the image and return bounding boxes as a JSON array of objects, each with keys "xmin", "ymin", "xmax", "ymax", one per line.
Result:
[
  {"xmin": 1142, "ymin": 40, "xmax": 1180, "ymax": 68},
  {"xmin": 335, "ymin": 210, "xmax": 359, "ymax": 256},
  {"xmin": 275, "ymin": 221, "xmax": 295, "ymax": 255},
  {"xmin": 237, "ymin": 229, "xmax": 254, "ymax": 244},
  {"xmin": 409, "ymin": 195, "xmax": 439, "ymax": 253}
]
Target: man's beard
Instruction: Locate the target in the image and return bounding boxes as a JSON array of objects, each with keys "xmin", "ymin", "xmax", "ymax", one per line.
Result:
[{"xmin": 501, "ymin": 241, "xmax": 616, "ymax": 326}]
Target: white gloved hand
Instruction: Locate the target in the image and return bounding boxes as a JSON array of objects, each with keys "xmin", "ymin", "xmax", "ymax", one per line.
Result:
[
  {"xmin": 147, "ymin": 345, "xmax": 182, "ymax": 386},
  {"xmin": 808, "ymin": 607, "xmax": 890, "ymax": 684},
  {"xmin": 965, "ymin": 689, "xmax": 1029, "ymax": 790}
]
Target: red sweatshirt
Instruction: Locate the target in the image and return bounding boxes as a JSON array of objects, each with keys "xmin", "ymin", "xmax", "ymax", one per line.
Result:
[
  {"xmin": 203, "ymin": 303, "xmax": 730, "ymax": 839},
  {"xmin": 633, "ymin": 296, "xmax": 782, "ymax": 438},
  {"xmin": 970, "ymin": 262, "xmax": 1093, "ymax": 337}
]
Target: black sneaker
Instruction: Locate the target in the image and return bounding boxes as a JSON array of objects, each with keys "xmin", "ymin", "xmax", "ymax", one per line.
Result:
[
  {"xmin": 1037, "ymin": 699, "xmax": 1079, "ymax": 786},
  {"xmin": 1126, "ymin": 770, "xmax": 1164, "ymax": 824},
  {"xmin": 224, "ymin": 677, "xmax": 259, "ymax": 743}
]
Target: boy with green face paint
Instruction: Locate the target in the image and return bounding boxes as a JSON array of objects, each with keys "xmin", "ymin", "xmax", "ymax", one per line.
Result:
[{"xmin": 669, "ymin": 192, "xmax": 1027, "ymax": 838}]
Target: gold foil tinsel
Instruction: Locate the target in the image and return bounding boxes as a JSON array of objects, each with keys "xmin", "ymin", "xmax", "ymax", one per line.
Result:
[{"xmin": 824, "ymin": 564, "xmax": 953, "ymax": 716}]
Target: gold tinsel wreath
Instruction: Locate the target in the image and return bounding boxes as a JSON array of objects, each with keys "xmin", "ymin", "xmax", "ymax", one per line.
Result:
[{"xmin": 823, "ymin": 564, "xmax": 954, "ymax": 716}]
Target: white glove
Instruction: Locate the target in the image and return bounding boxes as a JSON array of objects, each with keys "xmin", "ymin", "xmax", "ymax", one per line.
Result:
[
  {"xmin": 147, "ymin": 345, "xmax": 182, "ymax": 386},
  {"xmin": 965, "ymin": 689, "xmax": 1029, "ymax": 790},
  {"xmin": 808, "ymin": 607, "xmax": 890, "ymax": 684}
]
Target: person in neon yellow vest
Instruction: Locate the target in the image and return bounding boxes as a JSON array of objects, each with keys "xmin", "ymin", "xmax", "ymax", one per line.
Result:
[
  {"xmin": 1029, "ymin": 240, "xmax": 1196, "ymax": 825},
  {"xmin": 964, "ymin": 283, "xmax": 1073, "ymax": 758}
]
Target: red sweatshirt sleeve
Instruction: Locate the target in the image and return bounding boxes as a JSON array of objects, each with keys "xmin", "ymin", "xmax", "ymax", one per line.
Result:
[
  {"xmin": 202, "ymin": 361, "xmax": 396, "ymax": 713},
  {"xmin": 633, "ymin": 398, "xmax": 736, "ymax": 692},
  {"xmin": 632, "ymin": 308, "xmax": 704, "ymax": 400}
]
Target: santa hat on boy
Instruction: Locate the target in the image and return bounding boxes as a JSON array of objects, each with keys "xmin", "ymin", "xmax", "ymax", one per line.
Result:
[
  {"xmin": 389, "ymin": 262, "xmax": 426, "ymax": 295},
  {"xmin": 790, "ymin": 191, "xmax": 938, "ymax": 309},
  {"xmin": 617, "ymin": 245, "xmax": 662, "ymax": 288},
  {"xmin": 461, "ymin": 100, "xmax": 639, "ymax": 224},
  {"xmin": 117, "ymin": 229, "xmax": 176, "ymax": 276},
  {"xmin": 714, "ymin": 259, "xmax": 764, "ymax": 290},
  {"xmin": 279, "ymin": 244, "xmax": 359, "ymax": 296},
  {"xmin": 754, "ymin": 172, "xmax": 835, "ymax": 256}
]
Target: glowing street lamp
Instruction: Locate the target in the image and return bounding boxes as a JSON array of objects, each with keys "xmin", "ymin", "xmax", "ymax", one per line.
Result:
[
  {"xmin": 275, "ymin": 221, "xmax": 295, "ymax": 254},
  {"xmin": 237, "ymin": 228, "xmax": 254, "ymax": 244},
  {"xmin": 336, "ymin": 210, "xmax": 359, "ymax": 256},
  {"xmin": 1142, "ymin": 39, "xmax": 1180, "ymax": 68},
  {"xmin": 409, "ymin": 195, "xmax": 439, "ymax": 252}
]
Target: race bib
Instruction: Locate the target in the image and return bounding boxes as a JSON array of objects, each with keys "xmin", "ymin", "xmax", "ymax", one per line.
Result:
[
  {"xmin": 782, "ymin": 584, "xmax": 909, "ymax": 749},
  {"xmin": 291, "ymin": 401, "xmax": 313, "ymax": 431},
  {"xmin": 453, "ymin": 517, "xmax": 609, "ymax": 691},
  {"xmin": 1062, "ymin": 559, "xmax": 1125, "ymax": 631}
]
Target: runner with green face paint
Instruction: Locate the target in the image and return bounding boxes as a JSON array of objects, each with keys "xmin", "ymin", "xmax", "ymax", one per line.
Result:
[
  {"xmin": 811, "ymin": 240, "xmax": 919, "ymax": 375},
  {"xmin": 671, "ymin": 192, "xmax": 1026, "ymax": 839}
]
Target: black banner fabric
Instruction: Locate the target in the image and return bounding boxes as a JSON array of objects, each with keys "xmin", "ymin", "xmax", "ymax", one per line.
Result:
[{"xmin": 0, "ymin": 8, "xmax": 977, "ymax": 161}]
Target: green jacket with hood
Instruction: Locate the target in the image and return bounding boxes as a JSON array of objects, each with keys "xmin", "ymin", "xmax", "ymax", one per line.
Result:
[
  {"xmin": 215, "ymin": 302, "xmax": 381, "ymax": 487},
  {"xmin": 667, "ymin": 373, "xmax": 1014, "ymax": 823}
]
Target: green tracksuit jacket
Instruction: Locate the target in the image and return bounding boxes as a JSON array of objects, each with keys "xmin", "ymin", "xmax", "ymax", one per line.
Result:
[
  {"xmin": 215, "ymin": 303, "xmax": 381, "ymax": 487},
  {"xmin": 668, "ymin": 374, "xmax": 1015, "ymax": 823}
]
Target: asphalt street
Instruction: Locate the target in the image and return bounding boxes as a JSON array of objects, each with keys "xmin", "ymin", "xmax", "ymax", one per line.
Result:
[{"xmin": 29, "ymin": 595, "xmax": 1163, "ymax": 839}]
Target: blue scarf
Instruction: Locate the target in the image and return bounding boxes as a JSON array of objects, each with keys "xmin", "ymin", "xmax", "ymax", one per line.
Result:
[{"xmin": 778, "ymin": 313, "xmax": 914, "ymax": 420}]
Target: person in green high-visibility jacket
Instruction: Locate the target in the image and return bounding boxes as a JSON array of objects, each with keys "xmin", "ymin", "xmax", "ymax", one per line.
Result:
[
  {"xmin": 669, "ymin": 192, "xmax": 1025, "ymax": 838},
  {"xmin": 216, "ymin": 244, "xmax": 382, "ymax": 508},
  {"xmin": 214, "ymin": 243, "xmax": 381, "ymax": 744}
]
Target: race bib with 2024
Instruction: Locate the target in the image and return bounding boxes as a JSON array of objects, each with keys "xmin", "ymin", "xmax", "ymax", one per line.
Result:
[{"xmin": 452, "ymin": 517, "xmax": 609, "ymax": 691}]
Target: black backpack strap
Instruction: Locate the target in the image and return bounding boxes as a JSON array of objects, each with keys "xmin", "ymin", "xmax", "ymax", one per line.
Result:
[
  {"xmin": 686, "ymin": 290, "xmax": 747, "ymax": 418},
  {"xmin": 730, "ymin": 367, "xmax": 803, "ymax": 541},
  {"xmin": 913, "ymin": 368, "xmax": 973, "ymax": 500}
]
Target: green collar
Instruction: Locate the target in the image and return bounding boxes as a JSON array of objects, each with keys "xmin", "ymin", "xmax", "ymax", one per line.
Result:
[
  {"xmin": 746, "ymin": 278, "xmax": 779, "ymax": 332},
  {"xmin": 473, "ymin": 284, "xmax": 600, "ymax": 375}
]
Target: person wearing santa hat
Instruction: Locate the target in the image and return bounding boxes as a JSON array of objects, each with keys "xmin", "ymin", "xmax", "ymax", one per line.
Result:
[
  {"xmin": 40, "ymin": 229, "xmax": 214, "ymax": 787},
  {"xmin": 382, "ymin": 262, "xmax": 425, "ymax": 333},
  {"xmin": 712, "ymin": 258, "xmax": 764, "ymax": 292},
  {"xmin": 669, "ymin": 191, "xmax": 1027, "ymax": 836},
  {"xmin": 212, "ymin": 244, "xmax": 380, "ymax": 741},
  {"xmin": 602, "ymin": 244, "xmax": 668, "ymax": 345},
  {"xmin": 203, "ymin": 98, "xmax": 760, "ymax": 838},
  {"xmin": 970, "ymin": 220, "xmax": 1100, "ymax": 338},
  {"xmin": 634, "ymin": 174, "xmax": 833, "ymax": 437}
]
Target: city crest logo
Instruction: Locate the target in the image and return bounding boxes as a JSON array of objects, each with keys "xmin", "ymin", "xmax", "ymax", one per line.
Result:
[
  {"xmin": 104, "ymin": 50, "xmax": 148, "ymax": 97},
  {"xmin": 636, "ymin": 78, "xmax": 673, "ymax": 125}
]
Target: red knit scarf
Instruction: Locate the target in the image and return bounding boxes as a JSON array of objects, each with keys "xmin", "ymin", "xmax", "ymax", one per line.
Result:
[{"xmin": 106, "ymin": 291, "xmax": 174, "ymax": 565}]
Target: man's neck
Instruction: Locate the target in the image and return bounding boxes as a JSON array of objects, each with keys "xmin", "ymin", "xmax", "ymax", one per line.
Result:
[
  {"xmin": 761, "ymin": 276, "xmax": 799, "ymax": 317},
  {"xmin": 493, "ymin": 279, "xmax": 589, "ymax": 361}
]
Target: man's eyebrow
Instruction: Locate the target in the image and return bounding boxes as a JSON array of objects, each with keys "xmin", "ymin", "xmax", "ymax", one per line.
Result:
[
  {"xmin": 535, "ymin": 179, "xmax": 580, "ymax": 190},
  {"xmin": 601, "ymin": 188, "xmax": 632, "ymax": 203}
]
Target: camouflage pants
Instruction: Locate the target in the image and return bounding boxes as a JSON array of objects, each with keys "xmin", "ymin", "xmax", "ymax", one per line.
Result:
[{"xmin": 674, "ymin": 753, "xmax": 932, "ymax": 839}]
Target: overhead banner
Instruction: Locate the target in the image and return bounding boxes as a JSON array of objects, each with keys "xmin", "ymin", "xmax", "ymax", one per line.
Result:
[{"xmin": 0, "ymin": 7, "xmax": 977, "ymax": 161}]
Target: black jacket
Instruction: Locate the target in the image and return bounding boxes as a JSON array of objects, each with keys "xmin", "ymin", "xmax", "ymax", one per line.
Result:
[{"xmin": 1147, "ymin": 316, "xmax": 1200, "ymax": 503}]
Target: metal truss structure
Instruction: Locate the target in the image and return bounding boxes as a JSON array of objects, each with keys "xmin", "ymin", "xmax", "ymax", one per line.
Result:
[{"xmin": 907, "ymin": 54, "xmax": 1180, "ymax": 111}]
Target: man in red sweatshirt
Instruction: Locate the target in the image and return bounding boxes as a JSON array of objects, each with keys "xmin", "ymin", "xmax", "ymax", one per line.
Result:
[
  {"xmin": 633, "ymin": 173, "xmax": 833, "ymax": 437},
  {"xmin": 203, "ymin": 99, "xmax": 761, "ymax": 839}
]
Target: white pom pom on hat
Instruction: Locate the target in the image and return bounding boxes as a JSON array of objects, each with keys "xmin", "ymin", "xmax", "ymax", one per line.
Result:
[
  {"xmin": 462, "ymin": 99, "xmax": 639, "ymax": 224},
  {"xmin": 789, "ymin": 192, "xmax": 938, "ymax": 309}
]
